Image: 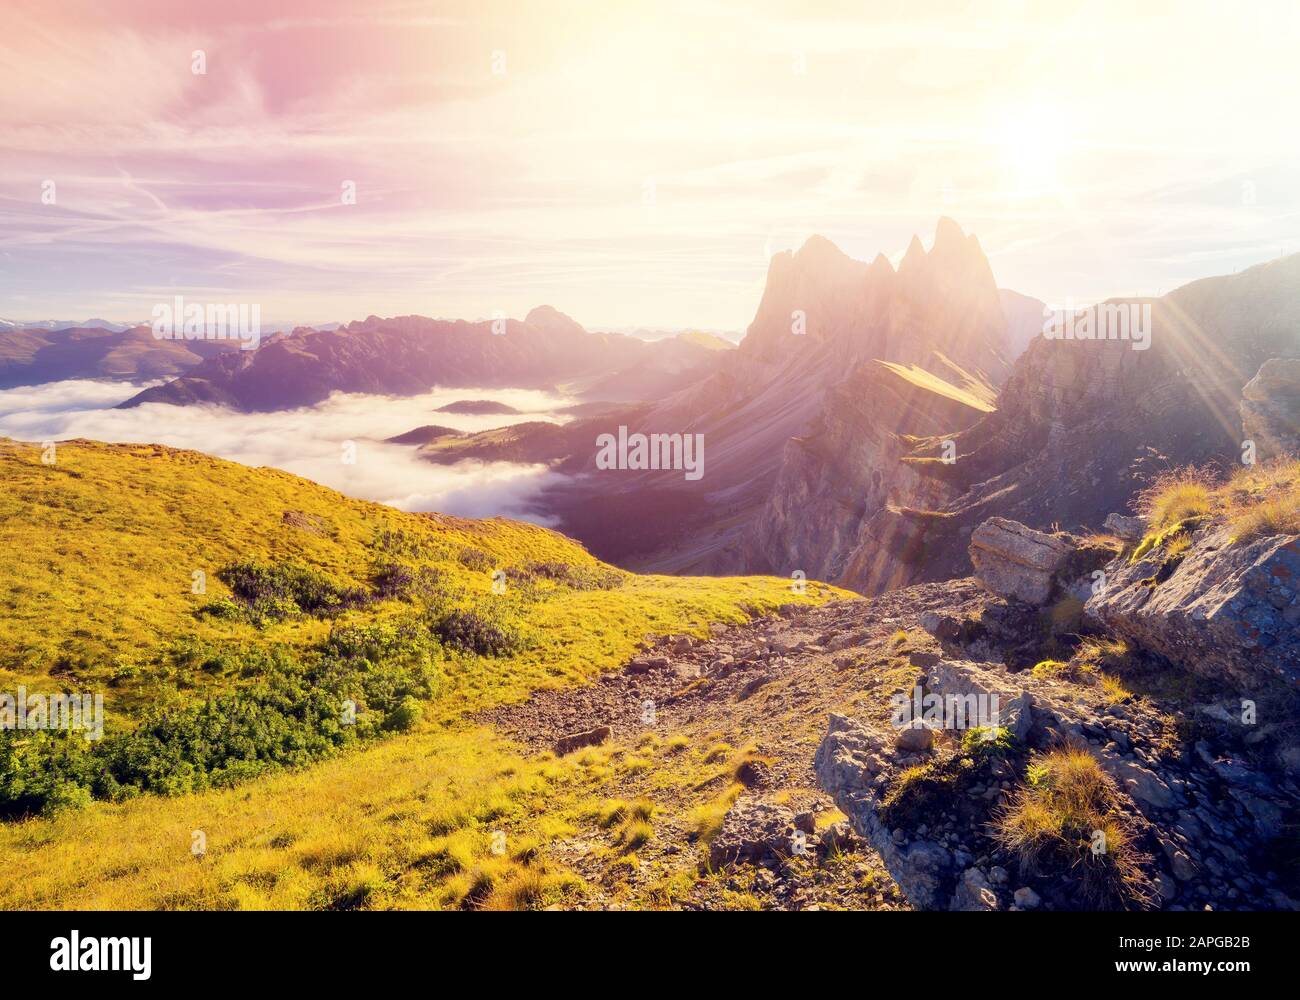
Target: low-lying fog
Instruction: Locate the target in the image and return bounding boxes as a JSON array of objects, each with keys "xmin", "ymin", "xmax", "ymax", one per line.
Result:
[{"xmin": 0, "ymin": 381, "xmax": 574, "ymax": 522}]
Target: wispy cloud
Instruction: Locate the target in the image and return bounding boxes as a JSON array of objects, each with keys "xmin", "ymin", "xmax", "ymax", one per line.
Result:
[{"xmin": 1, "ymin": 0, "xmax": 1297, "ymax": 325}]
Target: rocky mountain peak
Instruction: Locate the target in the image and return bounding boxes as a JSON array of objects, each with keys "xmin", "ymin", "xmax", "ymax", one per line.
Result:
[
  {"xmin": 898, "ymin": 234, "xmax": 927, "ymax": 275},
  {"xmin": 524, "ymin": 304, "xmax": 587, "ymax": 339}
]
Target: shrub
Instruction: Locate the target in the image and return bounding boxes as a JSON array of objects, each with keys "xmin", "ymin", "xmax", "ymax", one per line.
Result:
[
  {"xmin": 515, "ymin": 561, "xmax": 625, "ymax": 591},
  {"xmin": 205, "ymin": 561, "xmax": 369, "ymax": 624},
  {"xmin": 41, "ymin": 780, "xmax": 92, "ymax": 817},
  {"xmin": 994, "ymin": 747, "xmax": 1154, "ymax": 909},
  {"xmin": 384, "ymin": 696, "xmax": 423, "ymax": 733},
  {"xmin": 371, "ymin": 562, "xmax": 441, "ymax": 601},
  {"xmin": 430, "ymin": 608, "xmax": 525, "ymax": 657},
  {"xmin": 457, "ymin": 547, "xmax": 493, "ymax": 572},
  {"xmin": 1136, "ymin": 469, "xmax": 1214, "ymax": 533},
  {"xmin": 0, "ymin": 635, "xmax": 441, "ymax": 817}
]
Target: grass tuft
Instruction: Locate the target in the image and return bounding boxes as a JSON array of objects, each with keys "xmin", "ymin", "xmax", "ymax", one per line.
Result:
[{"xmin": 994, "ymin": 748, "xmax": 1154, "ymax": 909}]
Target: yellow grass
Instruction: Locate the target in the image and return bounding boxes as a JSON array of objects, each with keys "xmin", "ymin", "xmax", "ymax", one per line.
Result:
[
  {"xmin": 0, "ymin": 439, "xmax": 848, "ymax": 909},
  {"xmin": 1132, "ymin": 459, "xmax": 1300, "ymax": 557},
  {"xmin": 995, "ymin": 748, "xmax": 1153, "ymax": 909},
  {"xmin": 876, "ymin": 360, "xmax": 997, "ymax": 413}
]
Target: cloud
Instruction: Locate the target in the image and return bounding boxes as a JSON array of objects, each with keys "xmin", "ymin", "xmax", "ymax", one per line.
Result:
[
  {"xmin": 0, "ymin": 381, "xmax": 572, "ymax": 522},
  {"xmin": 2, "ymin": 1, "xmax": 1299, "ymax": 324}
]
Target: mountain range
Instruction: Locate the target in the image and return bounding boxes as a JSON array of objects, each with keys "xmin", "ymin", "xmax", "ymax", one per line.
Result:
[
  {"xmin": 3, "ymin": 220, "xmax": 1299, "ymax": 916},
  {"xmin": 0, "ymin": 324, "xmax": 244, "ymax": 389},
  {"xmin": 8, "ymin": 218, "xmax": 1297, "ymax": 604},
  {"xmin": 115, "ymin": 308, "xmax": 731, "ymax": 410},
  {"xmin": 406, "ymin": 220, "xmax": 1298, "ymax": 595}
]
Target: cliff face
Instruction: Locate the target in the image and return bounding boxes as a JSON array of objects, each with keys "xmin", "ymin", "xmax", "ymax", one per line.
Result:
[
  {"xmin": 557, "ymin": 219, "xmax": 1016, "ymax": 575},
  {"xmin": 743, "ymin": 359, "xmax": 989, "ymax": 582},
  {"xmin": 836, "ymin": 253, "xmax": 1300, "ymax": 594}
]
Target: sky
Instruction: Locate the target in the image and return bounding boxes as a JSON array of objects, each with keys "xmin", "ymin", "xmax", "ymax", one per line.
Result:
[{"xmin": 1, "ymin": 0, "xmax": 1297, "ymax": 330}]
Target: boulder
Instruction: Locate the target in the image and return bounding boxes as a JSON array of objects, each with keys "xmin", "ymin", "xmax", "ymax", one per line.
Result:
[
  {"xmin": 926, "ymin": 659, "xmax": 1037, "ymax": 741},
  {"xmin": 708, "ymin": 797, "xmax": 798, "ymax": 868},
  {"xmin": 1241, "ymin": 358, "xmax": 1300, "ymax": 461},
  {"xmin": 1104, "ymin": 513, "xmax": 1146, "ymax": 541},
  {"xmin": 552, "ymin": 725, "xmax": 611, "ymax": 755},
  {"xmin": 951, "ymin": 867, "xmax": 1000, "ymax": 911},
  {"xmin": 918, "ymin": 611, "xmax": 962, "ymax": 640},
  {"xmin": 1085, "ymin": 525, "xmax": 1300, "ymax": 688},
  {"xmin": 1013, "ymin": 886, "xmax": 1042, "ymax": 909},
  {"xmin": 969, "ymin": 517, "xmax": 1075, "ymax": 605},
  {"xmin": 894, "ymin": 723, "xmax": 935, "ymax": 752}
]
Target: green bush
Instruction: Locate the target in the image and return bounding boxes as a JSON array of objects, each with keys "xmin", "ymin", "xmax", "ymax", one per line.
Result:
[
  {"xmin": 0, "ymin": 632, "xmax": 443, "ymax": 818},
  {"xmin": 430, "ymin": 608, "xmax": 525, "ymax": 657},
  {"xmin": 202, "ymin": 561, "xmax": 370, "ymax": 625},
  {"xmin": 41, "ymin": 780, "xmax": 92, "ymax": 817},
  {"xmin": 384, "ymin": 696, "xmax": 423, "ymax": 733}
]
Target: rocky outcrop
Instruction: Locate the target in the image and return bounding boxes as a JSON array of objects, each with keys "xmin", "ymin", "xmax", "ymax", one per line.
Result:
[
  {"xmin": 1242, "ymin": 358, "xmax": 1300, "ymax": 461},
  {"xmin": 1104, "ymin": 513, "xmax": 1145, "ymax": 541},
  {"xmin": 1085, "ymin": 524, "xmax": 1300, "ymax": 689},
  {"xmin": 832, "ymin": 254, "xmax": 1300, "ymax": 596},
  {"xmin": 969, "ymin": 518, "xmax": 1074, "ymax": 604},
  {"xmin": 816, "ymin": 657, "xmax": 1300, "ymax": 911}
]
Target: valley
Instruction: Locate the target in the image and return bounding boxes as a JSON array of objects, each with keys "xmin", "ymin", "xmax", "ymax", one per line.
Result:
[{"xmin": 2, "ymin": 221, "xmax": 1296, "ymax": 915}]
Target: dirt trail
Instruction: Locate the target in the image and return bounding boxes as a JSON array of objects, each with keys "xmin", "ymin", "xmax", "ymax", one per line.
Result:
[{"xmin": 480, "ymin": 580, "xmax": 993, "ymax": 910}]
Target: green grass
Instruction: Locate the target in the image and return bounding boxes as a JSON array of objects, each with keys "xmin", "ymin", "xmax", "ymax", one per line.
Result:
[{"xmin": 0, "ymin": 438, "xmax": 845, "ymax": 908}]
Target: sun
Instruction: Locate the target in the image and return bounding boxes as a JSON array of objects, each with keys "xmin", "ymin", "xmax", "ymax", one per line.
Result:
[{"xmin": 994, "ymin": 103, "xmax": 1068, "ymax": 194}]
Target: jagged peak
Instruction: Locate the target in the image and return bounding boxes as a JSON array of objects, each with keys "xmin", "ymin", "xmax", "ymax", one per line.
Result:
[
  {"xmin": 524, "ymin": 305, "xmax": 586, "ymax": 336},
  {"xmin": 933, "ymin": 216, "xmax": 966, "ymax": 249},
  {"xmin": 868, "ymin": 252, "xmax": 895, "ymax": 275},
  {"xmin": 898, "ymin": 234, "xmax": 927, "ymax": 273},
  {"xmin": 793, "ymin": 234, "xmax": 851, "ymax": 266}
]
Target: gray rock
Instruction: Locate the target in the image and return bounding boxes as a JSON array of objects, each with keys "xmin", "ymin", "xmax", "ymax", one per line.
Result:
[
  {"xmin": 708, "ymin": 798, "xmax": 798, "ymax": 869},
  {"xmin": 895, "ymin": 723, "xmax": 936, "ymax": 752},
  {"xmin": 1104, "ymin": 513, "xmax": 1147, "ymax": 541},
  {"xmin": 1241, "ymin": 358, "xmax": 1300, "ymax": 461},
  {"xmin": 969, "ymin": 517, "xmax": 1075, "ymax": 605},
  {"xmin": 918, "ymin": 611, "xmax": 962, "ymax": 640},
  {"xmin": 815, "ymin": 714, "xmax": 953, "ymax": 909},
  {"xmin": 1100, "ymin": 755, "xmax": 1182, "ymax": 812},
  {"xmin": 926, "ymin": 659, "xmax": 1038, "ymax": 741},
  {"xmin": 951, "ymin": 867, "xmax": 1000, "ymax": 911},
  {"xmin": 1085, "ymin": 525, "xmax": 1300, "ymax": 688},
  {"xmin": 1013, "ymin": 886, "xmax": 1042, "ymax": 909}
]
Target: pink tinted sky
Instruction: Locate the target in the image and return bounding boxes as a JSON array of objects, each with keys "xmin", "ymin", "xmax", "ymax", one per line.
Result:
[{"xmin": 1, "ymin": 0, "xmax": 1297, "ymax": 329}]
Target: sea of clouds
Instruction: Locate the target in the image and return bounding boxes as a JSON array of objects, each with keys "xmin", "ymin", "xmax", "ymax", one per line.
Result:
[{"xmin": 0, "ymin": 381, "xmax": 574, "ymax": 522}]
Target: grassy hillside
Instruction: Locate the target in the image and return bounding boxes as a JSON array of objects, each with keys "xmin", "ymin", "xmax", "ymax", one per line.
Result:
[{"xmin": 0, "ymin": 437, "xmax": 839, "ymax": 908}]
